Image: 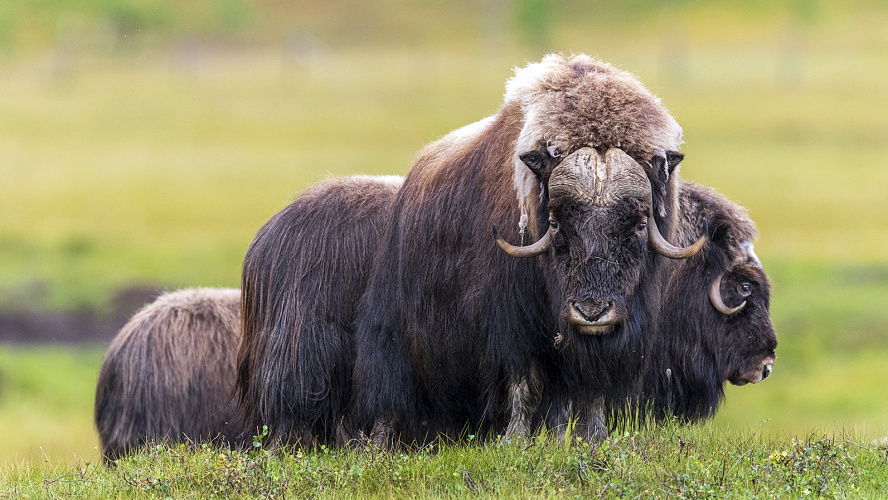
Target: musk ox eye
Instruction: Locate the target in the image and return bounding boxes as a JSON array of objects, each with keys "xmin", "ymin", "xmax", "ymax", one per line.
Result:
[
  {"xmin": 549, "ymin": 219, "xmax": 559, "ymax": 231},
  {"xmin": 739, "ymin": 282, "xmax": 751, "ymax": 296},
  {"xmin": 635, "ymin": 221, "xmax": 647, "ymax": 233}
]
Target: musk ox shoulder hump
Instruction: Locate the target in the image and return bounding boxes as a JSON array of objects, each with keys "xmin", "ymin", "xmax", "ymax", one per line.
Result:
[
  {"xmin": 504, "ymin": 54, "xmax": 683, "ymax": 208},
  {"xmin": 678, "ymin": 180, "xmax": 757, "ymax": 244},
  {"xmin": 504, "ymin": 53, "xmax": 683, "ymax": 159}
]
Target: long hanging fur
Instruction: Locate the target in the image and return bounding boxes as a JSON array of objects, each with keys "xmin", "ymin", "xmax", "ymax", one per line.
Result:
[
  {"xmin": 350, "ymin": 54, "xmax": 687, "ymax": 445},
  {"xmin": 236, "ymin": 175, "xmax": 402, "ymax": 446},
  {"xmin": 94, "ymin": 287, "xmax": 243, "ymax": 463},
  {"xmin": 609, "ymin": 180, "xmax": 778, "ymax": 427}
]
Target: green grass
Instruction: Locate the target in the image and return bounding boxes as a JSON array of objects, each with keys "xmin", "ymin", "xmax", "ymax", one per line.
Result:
[
  {"xmin": 0, "ymin": 346, "xmax": 104, "ymax": 466},
  {"xmin": 3, "ymin": 425, "xmax": 887, "ymax": 498}
]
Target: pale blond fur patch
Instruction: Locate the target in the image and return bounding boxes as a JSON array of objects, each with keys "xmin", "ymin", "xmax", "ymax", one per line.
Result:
[{"xmin": 504, "ymin": 54, "xmax": 684, "ymax": 224}]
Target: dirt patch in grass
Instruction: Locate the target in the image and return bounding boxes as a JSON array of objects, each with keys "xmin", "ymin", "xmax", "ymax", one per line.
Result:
[{"xmin": 0, "ymin": 285, "xmax": 163, "ymax": 344}]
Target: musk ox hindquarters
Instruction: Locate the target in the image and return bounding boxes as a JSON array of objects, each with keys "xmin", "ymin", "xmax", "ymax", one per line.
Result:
[
  {"xmin": 94, "ymin": 287, "xmax": 242, "ymax": 463},
  {"xmin": 350, "ymin": 53, "xmax": 705, "ymax": 446},
  {"xmin": 236, "ymin": 175, "xmax": 402, "ymax": 447},
  {"xmin": 610, "ymin": 180, "xmax": 778, "ymax": 427}
]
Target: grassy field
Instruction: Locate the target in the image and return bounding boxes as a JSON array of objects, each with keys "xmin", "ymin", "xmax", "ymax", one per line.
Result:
[
  {"xmin": 4, "ymin": 425, "xmax": 888, "ymax": 498},
  {"xmin": 0, "ymin": 0, "xmax": 887, "ymax": 483}
]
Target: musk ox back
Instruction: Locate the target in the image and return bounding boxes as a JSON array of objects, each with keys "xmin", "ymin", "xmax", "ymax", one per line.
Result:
[
  {"xmin": 350, "ymin": 54, "xmax": 704, "ymax": 446},
  {"xmin": 94, "ymin": 287, "xmax": 242, "ymax": 462},
  {"xmin": 236, "ymin": 175, "xmax": 402, "ymax": 447}
]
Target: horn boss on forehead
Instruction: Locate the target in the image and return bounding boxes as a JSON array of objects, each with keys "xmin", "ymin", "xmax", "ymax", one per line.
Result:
[
  {"xmin": 547, "ymin": 147, "xmax": 651, "ymax": 205},
  {"xmin": 497, "ymin": 147, "xmax": 705, "ymax": 260}
]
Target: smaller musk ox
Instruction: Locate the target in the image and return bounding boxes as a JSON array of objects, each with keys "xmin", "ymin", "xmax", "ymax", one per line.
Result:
[
  {"xmin": 349, "ymin": 54, "xmax": 705, "ymax": 447},
  {"xmin": 617, "ymin": 180, "xmax": 777, "ymax": 424},
  {"xmin": 236, "ymin": 175, "xmax": 402, "ymax": 447},
  {"xmin": 94, "ymin": 288, "xmax": 243, "ymax": 463}
]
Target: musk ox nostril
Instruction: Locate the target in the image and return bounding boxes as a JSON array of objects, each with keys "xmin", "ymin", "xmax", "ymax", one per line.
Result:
[
  {"xmin": 762, "ymin": 364, "xmax": 772, "ymax": 380},
  {"xmin": 573, "ymin": 300, "xmax": 610, "ymax": 322}
]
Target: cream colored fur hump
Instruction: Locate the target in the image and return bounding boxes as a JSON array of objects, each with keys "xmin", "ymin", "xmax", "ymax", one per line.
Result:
[{"xmin": 504, "ymin": 54, "xmax": 684, "ymax": 224}]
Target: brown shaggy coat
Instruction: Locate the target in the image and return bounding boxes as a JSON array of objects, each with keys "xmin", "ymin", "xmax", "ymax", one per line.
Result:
[
  {"xmin": 349, "ymin": 54, "xmax": 689, "ymax": 445},
  {"xmin": 94, "ymin": 287, "xmax": 242, "ymax": 462}
]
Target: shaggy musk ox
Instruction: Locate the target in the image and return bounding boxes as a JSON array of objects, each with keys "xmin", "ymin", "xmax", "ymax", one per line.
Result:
[
  {"xmin": 612, "ymin": 180, "xmax": 777, "ymax": 424},
  {"xmin": 236, "ymin": 175, "xmax": 402, "ymax": 446},
  {"xmin": 94, "ymin": 288, "xmax": 243, "ymax": 462},
  {"xmin": 350, "ymin": 53, "xmax": 705, "ymax": 446}
]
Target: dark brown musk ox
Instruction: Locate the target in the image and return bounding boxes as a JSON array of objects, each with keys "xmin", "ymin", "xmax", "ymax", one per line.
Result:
[
  {"xmin": 235, "ymin": 175, "xmax": 403, "ymax": 447},
  {"xmin": 94, "ymin": 287, "xmax": 243, "ymax": 463},
  {"xmin": 607, "ymin": 178, "xmax": 777, "ymax": 426},
  {"xmin": 349, "ymin": 53, "xmax": 705, "ymax": 447}
]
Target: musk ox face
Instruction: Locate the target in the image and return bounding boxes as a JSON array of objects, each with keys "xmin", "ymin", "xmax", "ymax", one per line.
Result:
[
  {"xmin": 547, "ymin": 195, "xmax": 649, "ymax": 336},
  {"xmin": 495, "ymin": 147, "xmax": 705, "ymax": 337},
  {"xmin": 711, "ymin": 249, "xmax": 777, "ymax": 386}
]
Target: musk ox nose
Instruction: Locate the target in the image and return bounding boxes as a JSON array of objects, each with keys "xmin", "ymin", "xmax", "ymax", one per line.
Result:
[
  {"xmin": 732, "ymin": 356, "xmax": 776, "ymax": 386},
  {"xmin": 573, "ymin": 300, "xmax": 610, "ymax": 323},
  {"xmin": 566, "ymin": 299, "xmax": 619, "ymax": 335}
]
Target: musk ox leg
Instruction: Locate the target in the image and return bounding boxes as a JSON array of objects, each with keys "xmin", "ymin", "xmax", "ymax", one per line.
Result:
[
  {"xmin": 351, "ymin": 313, "xmax": 423, "ymax": 447},
  {"xmin": 579, "ymin": 397, "xmax": 608, "ymax": 442},
  {"xmin": 503, "ymin": 367, "xmax": 542, "ymax": 440},
  {"xmin": 545, "ymin": 398, "xmax": 572, "ymax": 441},
  {"xmin": 545, "ymin": 396, "xmax": 607, "ymax": 443},
  {"xmin": 369, "ymin": 418, "xmax": 396, "ymax": 449}
]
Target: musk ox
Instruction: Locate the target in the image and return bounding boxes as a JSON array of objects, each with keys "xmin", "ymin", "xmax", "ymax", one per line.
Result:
[
  {"xmin": 349, "ymin": 53, "xmax": 704, "ymax": 446},
  {"xmin": 623, "ymin": 179, "xmax": 778, "ymax": 423},
  {"xmin": 94, "ymin": 287, "xmax": 243, "ymax": 462},
  {"xmin": 236, "ymin": 175, "xmax": 403, "ymax": 446}
]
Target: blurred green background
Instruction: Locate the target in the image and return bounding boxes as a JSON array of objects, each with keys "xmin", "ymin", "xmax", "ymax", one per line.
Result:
[{"xmin": 0, "ymin": 0, "xmax": 886, "ymax": 465}]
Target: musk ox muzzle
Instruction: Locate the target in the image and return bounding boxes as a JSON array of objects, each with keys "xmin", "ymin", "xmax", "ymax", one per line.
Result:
[
  {"xmin": 730, "ymin": 356, "xmax": 776, "ymax": 386},
  {"xmin": 567, "ymin": 299, "xmax": 621, "ymax": 335}
]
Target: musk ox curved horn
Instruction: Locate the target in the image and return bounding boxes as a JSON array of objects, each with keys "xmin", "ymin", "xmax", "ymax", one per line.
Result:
[
  {"xmin": 709, "ymin": 272, "xmax": 746, "ymax": 315},
  {"xmin": 492, "ymin": 225, "xmax": 553, "ymax": 257},
  {"xmin": 603, "ymin": 148, "xmax": 653, "ymax": 205},
  {"xmin": 548, "ymin": 147, "xmax": 600, "ymax": 203},
  {"xmin": 547, "ymin": 146, "xmax": 705, "ymax": 259},
  {"xmin": 603, "ymin": 148, "xmax": 706, "ymax": 260},
  {"xmin": 649, "ymin": 217, "xmax": 707, "ymax": 260}
]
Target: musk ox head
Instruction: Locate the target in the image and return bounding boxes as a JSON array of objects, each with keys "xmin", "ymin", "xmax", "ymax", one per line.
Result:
[
  {"xmin": 494, "ymin": 147, "xmax": 705, "ymax": 337},
  {"xmin": 677, "ymin": 181, "xmax": 776, "ymax": 387},
  {"xmin": 638, "ymin": 181, "xmax": 778, "ymax": 422},
  {"xmin": 709, "ymin": 238, "xmax": 776, "ymax": 386}
]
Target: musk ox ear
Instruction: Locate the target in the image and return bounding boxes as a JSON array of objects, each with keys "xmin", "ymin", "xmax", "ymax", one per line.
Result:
[
  {"xmin": 648, "ymin": 151, "xmax": 684, "ymax": 184},
  {"xmin": 648, "ymin": 154, "xmax": 668, "ymax": 185},
  {"xmin": 519, "ymin": 150, "xmax": 559, "ymax": 181},
  {"xmin": 665, "ymin": 151, "xmax": 684, "ymax": 174}
]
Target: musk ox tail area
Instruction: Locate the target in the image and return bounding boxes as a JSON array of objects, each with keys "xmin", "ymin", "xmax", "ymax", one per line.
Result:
[
  {"xmin": 236, "ymin": 175, "xmax": 402, "ymax": 447},
  {"xmin": 94, "ymin": 287, "xmax": 243, "ymax": 463}
]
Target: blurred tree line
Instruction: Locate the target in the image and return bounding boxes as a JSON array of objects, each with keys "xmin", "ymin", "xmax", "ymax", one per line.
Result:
[{"xmin": 0, "ymin": 0, "xmax": 830, "ymax": 54}]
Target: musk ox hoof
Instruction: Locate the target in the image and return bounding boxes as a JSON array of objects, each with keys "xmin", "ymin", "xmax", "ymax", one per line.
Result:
[{"xmin": 368, "ymin": 419, "xmax": 395, "ymax": 450}]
